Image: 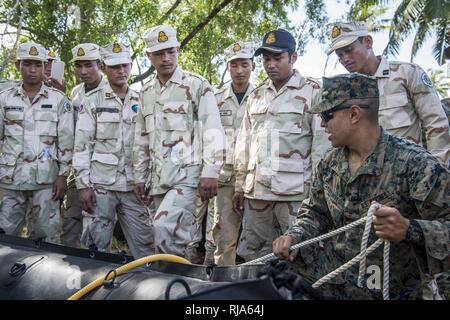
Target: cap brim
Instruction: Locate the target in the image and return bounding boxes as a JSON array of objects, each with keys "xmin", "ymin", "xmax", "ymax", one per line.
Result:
[
  {"xmin": 254, "ymin": 46, "xmax": 287, "ymax": 56},
  {"xmin": 17, "ymin": 56, "xmax": 47, "ymax": 62},
  {"xmin": 327, "ymin": 36, "xmax": 359, "ymax": 55},
  {"xmin": 71, "ymin": 56, "xmax": 101, "ymax": 63},
  {"xmin": 145, "ymin": 41, "xmax": 180, "ymax": 53},
  {"xmin": 103, "ymin": 57, "xmax": 132, "ymax": 66},
  {"xmin": 226, "ymin": 54, "xmax": 254, "ymax": 63},
  {"xmin": 308, "ymin": 98, "xmax": 347, "ymax": 114}
]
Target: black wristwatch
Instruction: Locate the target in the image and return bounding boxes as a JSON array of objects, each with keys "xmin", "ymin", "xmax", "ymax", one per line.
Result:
[{"xmin": 405, "ymin": 219, "xmax": 424, "ymax": 244}]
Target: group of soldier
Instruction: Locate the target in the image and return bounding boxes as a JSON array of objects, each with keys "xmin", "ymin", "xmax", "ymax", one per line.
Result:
[{"xmin": 0, "ymin": 21, "xmax": 448, "ymax": 300}]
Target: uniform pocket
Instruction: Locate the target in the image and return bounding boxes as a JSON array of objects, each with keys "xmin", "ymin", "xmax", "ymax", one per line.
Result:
[
  {"xmin": 243, "ymin": 161, "xmax": 256, "ymax": 193},
  {"xmin": 380, "ymin": 92, "xmax": 412, "ymax": 129},
  {"xmin": 90, "ymin": 152, "xmax": 119, "ymax": 185},
  {"xmin": 220, "ymin": 109, "xmax": 234, "ymax": 126},
  {"xmin": 4, "ymin": 109, "xmax": 24, "ymax": 136},
  {"xmin": 0, "ymin": 154, "xmax": 17, "ymax": 184},
  {"xmin": 96, "ymin": 111, "xmax": 120, "ymax": 140},
  {"xmin": 36, "ymin": 156, "xmax": 59, "ymax": 184},
  {"xmin": 270, "ymin": 159, "xmax": 304, "ymax": 195},
  {"xmin": 34, "ymin": 110, "xmax": 58, "ymax": 136},
  {"xmin": 224, "ymin": 127, "xmax": 236, "ymax": 165}
]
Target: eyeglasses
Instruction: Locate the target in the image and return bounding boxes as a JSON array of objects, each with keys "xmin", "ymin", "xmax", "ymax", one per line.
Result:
[{"xmin": 320, "ymin": 104, "xmax": 370, "ymax": 123}]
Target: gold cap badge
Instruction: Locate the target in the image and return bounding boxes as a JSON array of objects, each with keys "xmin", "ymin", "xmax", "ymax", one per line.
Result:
[
  {"xmin": 77, "ymin": 48, "xmax": 85, "ymax": 56},
  {"xmin": 112, "ymin": 43, "xmax": 122, "ymax": 53},
  {"xmin": 48, "ymin": 51, "xmax": 55, "ymax": 58},
  {"xmin": 158, "ymin": 31, "xmax": 169, "ymax": 43},
  {"xmin": 29, "ymin": 46, "xmax": 38, "ymax": 56},
  {"xmin": 331, "ymin": 25, "xmax": 341, "ymax": 39},
  {"xmin": 266, "ymin": 32, "xmax": 276, "ymax": 44},
  {"xmin": 233, "ymin": 43, "xmax": 241, "ymax": 52}
]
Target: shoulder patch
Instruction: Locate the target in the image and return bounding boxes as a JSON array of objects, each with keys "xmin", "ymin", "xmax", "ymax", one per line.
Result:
[
  {"xmin": 63, "ymin": 101, "xmax": 72, "ymax": 113},
  {"xmin": 421, "ymin": 72, "xmax": 433, "ymax": 88}
]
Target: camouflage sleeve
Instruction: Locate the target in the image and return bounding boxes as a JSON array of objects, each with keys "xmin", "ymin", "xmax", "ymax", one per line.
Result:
[
  {"xmin": 407, "ymin": 152, "xmax": 450, "ymax": 275},
  {"xmin": 234, "ymin": 99, "xmax": 251, "ymax": 193},
  {"xmin": 0, "ymin": 95, "xmax": 4, "ymax": 142},
  {"xmin": 285, "ymin": 159, "xmax": 334, "ymax": 243},
  {"xmin": 409, "ymin": 66, "xmax": 450, "ymax": 164},
  {"xmin": 73, "ymin": 96, "xmax": 96, "ymax": 189},
  {"xmin": 56, "ymin": 96, "xmax": 74, "ymax": 176},
  {"xmin": 197, "ymin": 80, "xmax": 225, "ymax": 179},
  {"xmin": 133, "ymin": 103, "xmax": 150, "ymax": 184}
]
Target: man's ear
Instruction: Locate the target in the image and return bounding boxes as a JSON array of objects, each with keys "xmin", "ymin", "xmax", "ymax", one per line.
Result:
[
  {"xmin": 15, "ymin": 60, "xmax": 21, "ymax": 71},
  {"xmin": 349, "ymin": 105, "xmax": 362, "ymax": 124},
  {"xmin": 291, "ymin": 52, "xmax": 298, "ymax": 64},
  {"xmin": 252, "ymin": 61, "xmax": 256, "ymax": 71},
  {"xmin": 365, "ymin": 35, "xmax": 373, "ymax": 50},
  {"xmin": 100, "ymin": 62, "xmax": 106, "ymax": 72}
]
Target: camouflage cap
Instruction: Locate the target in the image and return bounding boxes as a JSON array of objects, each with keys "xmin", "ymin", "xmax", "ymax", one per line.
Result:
[
  {"xmin": 100, "ymin": 42, "xmax": 132, "ymax": 66},
  {"xmin": 327, "ymin": 22, "xmax": 369, "ymax": 55},
  {"xmin": 143, "ymin": 25, "xmax": 180, "ymax": 53},
  {"xmin": 309, "ymin": 73, "xmax": 379, "ymax": 114},
  {"xmin": 224, "ymin": 41, "xmax": 254, "ymax": 63},
  {"xmin": 16, "ymin": 43, "xmax": 47, "ymax": 62},
  {"xmin": 71, "ymin": 43, "xmax": 101, "ymax": 62}
]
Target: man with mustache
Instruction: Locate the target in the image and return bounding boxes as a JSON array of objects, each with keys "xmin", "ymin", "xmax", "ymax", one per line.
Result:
[
  {"xmin": 73, "ymin": 42, "xmax": 153, "ymax": 258},
  {"xmin": 134, "ymin": 25, "xmax": 225, "ymax": 263},
  {"xmin": 0, "ymin": 43, "xmax": 74, "ymax": 243},
  {"xmin": 233, "ymin": 29, "xmax": 320, "ymax": 262},
  {"xmin": 60, "ymin": 43, "xmax": 107, "ymax": 248},
  {"xmin": 311, "ymin": 22, "xmax": 449, "ymax": 168}
]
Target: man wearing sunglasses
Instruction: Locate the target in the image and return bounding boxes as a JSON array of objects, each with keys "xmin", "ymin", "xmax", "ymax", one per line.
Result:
[
  {"xmin": 312, "ymin": 22, "xmax": 449, "ymax": 169},
  {"xmin": 273, "ymin": 73, "xmax": 449, "ymax": 299}
]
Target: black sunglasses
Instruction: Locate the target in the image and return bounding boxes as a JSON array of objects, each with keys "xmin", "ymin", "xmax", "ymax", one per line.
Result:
[{"xmin": 320, "ymin": 104, "xmax": 370, "ymax": 123}]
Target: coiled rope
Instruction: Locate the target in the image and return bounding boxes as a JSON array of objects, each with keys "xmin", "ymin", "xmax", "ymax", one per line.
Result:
[{"xmin": 243, "ymin": 203, "xmax": 391, "ymax": 300}]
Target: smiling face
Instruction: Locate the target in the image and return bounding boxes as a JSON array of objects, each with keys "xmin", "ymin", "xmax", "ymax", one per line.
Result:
[
  {"xmin": 335, "ymin": 36, "xmax": 373, "ymax": 73},
  {"xmin": 228, "ymin": 58, "xmax": 254, "ymax": 88}
]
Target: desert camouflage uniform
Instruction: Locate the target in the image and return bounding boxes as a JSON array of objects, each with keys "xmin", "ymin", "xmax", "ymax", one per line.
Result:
[
  {"xmin": 234, "ymin": 70, "xmax": 320, "ymax": 261},
  {"xmin": 287, "ymin": 129, "xmax": 449, "ymax": 299},
  {"xmin": 73, "ymin": 82, "xmax": 153, "ymax": 259},
  {"xmin": 61, "ymin": 77, "xmax": 107, "ymax": 248},
  {"xmin": 209, "ymin": 83, "xmax": 253, "ymax": 265},
  {"xmin": 134, "ymin": 66, "xmax": 225, "ymax": 263},
  {"xmin": 0, "ymin": 82, "xmax": 74, "ymax": 243},
  {"xmin": 312, "ymin": 57, "xmax": 450, "ymax": 168}
]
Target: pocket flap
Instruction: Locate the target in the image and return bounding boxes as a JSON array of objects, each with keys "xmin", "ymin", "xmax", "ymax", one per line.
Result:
[
  {"xmin": 0, "ymin": 154, "xmax": 17, "ymax": 166},
  {"xmin": 271, "ymin": 159, "xmax": 304, "ymax": 173},
  {"xmin": 91, "ymin": 152, "xmax": 119, "ymax": 165},
  {"xmin": 278, "ymin": 102, "xmax": 304, "ymax": 114},
  {"xmin": 96, "ymin": 109, "xmax": 120, "ymax": 122},
  {"xmin": 5, "ymin": 109, "xmax": 24, "ymax": 121},
  {"xmin": 34, "ymin": 110, "xmax": 57, "ymax": 121},
  {"xmin": 382, "ymin": 92, "xmax": 408, "ymax": 109}
]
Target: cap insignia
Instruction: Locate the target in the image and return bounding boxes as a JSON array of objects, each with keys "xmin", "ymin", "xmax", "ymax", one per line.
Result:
[
  {"xmin": 112, "ymin": 43, "xmax": 122, "ymax": 53},
  {"xmin": 331, "ymin": 26, "xmax": 341, "ymax": 39},
  {"xmin": 266, "ymin": 32, "xmax": 276, "ymax": 44},
  {"xmin": 77, "ymin": 48, "xmax": 85, "ymax": 56},
  {"xmin": 158, "ymin": 31, "xmax": 169, "ymax": 43},
  {"xmin": 233, "ymin": 43, "xmax": 241, "ymax": 52},
  {"xmin": 29, "ymin": 46, "xmax": 38, "ymax": 56}
]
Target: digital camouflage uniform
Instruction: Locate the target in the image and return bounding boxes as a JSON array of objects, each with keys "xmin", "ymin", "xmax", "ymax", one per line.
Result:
[
  {"xmin": 73, "ymin": 74, "xmax": 154, "ymax": 259},
  {"xmin": 61, "ymin": 76, "xmax": 107, "ymax": 248},
  {"xmin": 211, "ymin": 82, "xmax": 253, "ymax": 265},
  {"xmin": 288, "ymin": 130, "xmax": 449, "ymax": 299},
  {"xmin": 0, "ymin": 81, "xmax": 74, "ymax": 243},
  {"xmin": 134, "ymin": 66, "xmax": 225, "ymax": 263},
  {"xmin": 312, "ymin": 22, "xmax": 450, "ymax": 169},
  {"xmin": 234, "ymin": 69, "xmax": 320, "ymax": 261},
  {"xmin": 286, "ymin": 74, "xmax": 449, "ymax": 300}
]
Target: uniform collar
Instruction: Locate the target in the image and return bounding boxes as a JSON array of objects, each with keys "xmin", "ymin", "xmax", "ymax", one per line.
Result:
[
  {"xmin": 373, "ymin": 56, "xmax": 390, "ymax": 78},
  {"xmin": 331, "ymin": 127, "xmax": 387, "ymax": 181},
  {"xmin": 85, "ymin": 76, "xmax": 107, "ymax": 95},
  {"xmin": 154, "ymin": 66, "xmax": 183, "ymax": 86},
  {"xmin": 267, "ymin": 69, "xmax": 306, "ymax": 93},
  {"xmin": 14, "ymin": 81, "xmax": 49, "ymax": 98},
  {"xmin": 222, "ymin": 82, "xmax": 254, "ymax": 105}
]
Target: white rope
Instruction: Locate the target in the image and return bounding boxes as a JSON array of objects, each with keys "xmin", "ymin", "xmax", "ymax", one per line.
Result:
[
  {"xmin": 358, "ymin": 203, "xmax": 381, "ymax": 287},
  {"xmin": 242, "ymin": 202, "xmax": 391, "ymax": 299},
  {"xmin": 312, "ymin": 238, "xmax": 384, "ymax": 288},
  {"xmin": 241, "ymin": 216, "xmax": 368, "ymax": 265}
]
